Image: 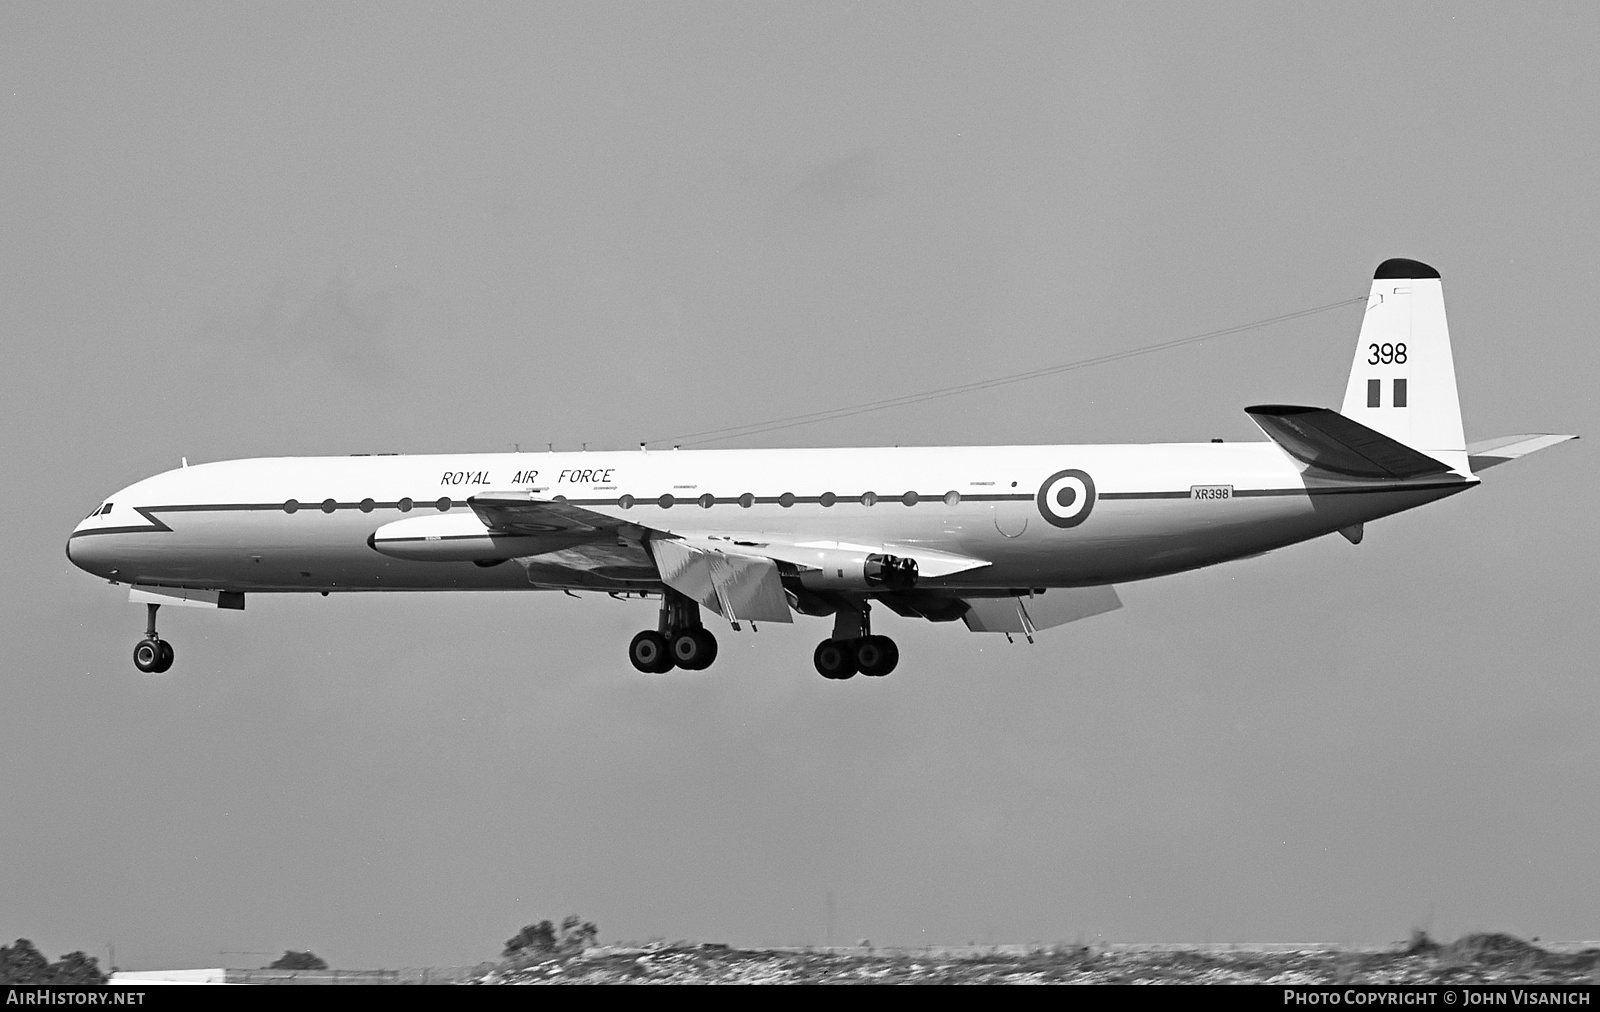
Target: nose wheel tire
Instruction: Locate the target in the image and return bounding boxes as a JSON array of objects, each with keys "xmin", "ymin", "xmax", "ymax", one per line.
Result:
[
  {"xmin": 813, "ymin": 639, "xmax": 858, "ymax": 680},
  {"xmin": 134, "ymin": 638, "xmax": 174, "ymax": 674},
  {"xmin": 855, "ymin": 635, "xmax": 898, "ymax": 677},
  {"xmin": 629, "ymin": 630, "xmax": 675, "ymax": 674},
  {"xmin": 672, "ymin": 628, "xmax": 718, "ymax": 671}
]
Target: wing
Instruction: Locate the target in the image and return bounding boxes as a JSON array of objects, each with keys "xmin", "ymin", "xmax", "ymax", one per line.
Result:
[
  {"xmin": 650, "ymin": 535, "xmax": 990, "ymax": 627},
  {"xmin": 878, "ymin": 586, "xmax": 1122, "ymax": 640},
  {"xmin": 462, "ymin": 491, "xmax": 1011, "ymax": 630},
  {"xmin": 678, "ymin": 536, "xmax": 989, "ymax": 581},
  {"xmin": 468, "ymin": 490, "xmax": 642, "ymax": 537},
  {"xmin": 467, "ymin": 490, "xmax": 989, "ymax": 606}
]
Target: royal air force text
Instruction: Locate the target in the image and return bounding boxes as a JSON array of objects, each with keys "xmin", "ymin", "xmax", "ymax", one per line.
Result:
[{"xmin": 437, "ymin": 469, "xmax": 618, "ymax": 486}]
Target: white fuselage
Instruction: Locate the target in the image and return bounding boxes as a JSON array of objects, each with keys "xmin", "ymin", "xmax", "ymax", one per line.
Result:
[{"xmin": 66, "ymin": 443, "xmax": 1474, "ymax": 594}]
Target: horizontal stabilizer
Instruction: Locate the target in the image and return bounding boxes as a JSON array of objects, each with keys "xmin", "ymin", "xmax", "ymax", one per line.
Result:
[
  {"xmin": 1246, "ymin": 405, "xmax": 1456, "ymax": 479},
  {"xmin": 961, "ymin": 586, "xmax": 1121, "ymax": 636},
  {"xmin": 1466, "ymin": 434, "xmax": 1578, "ymax": 471},
  {"xmin": 649, "ymin": 539, "xmax": 793, "ymax": 625}
]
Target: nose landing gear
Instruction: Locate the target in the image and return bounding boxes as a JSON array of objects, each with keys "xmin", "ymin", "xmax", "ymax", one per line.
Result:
[
  {"xmin": 629, "ymin": 590, "xmax": 719, "ymax": 673},
  {"xmin": 132, "ymin": 603, "xmax": 174, "ymax": 673}
]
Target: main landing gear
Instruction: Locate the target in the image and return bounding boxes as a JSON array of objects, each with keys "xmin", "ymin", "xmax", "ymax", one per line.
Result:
[
  {"xmin": 132, "ymin": 603, "xmax": 174, "ymax": 673},
  {"xmin": 625, "ymin": 591, "xmax": 899, "ymax": 679},
  {"xmin": 629, "ymin": 590, "xmax": 718, "ymax": 673},
  {"xmin": 813, "ymin": 600, "xmax": 898, "ymax": 680}
]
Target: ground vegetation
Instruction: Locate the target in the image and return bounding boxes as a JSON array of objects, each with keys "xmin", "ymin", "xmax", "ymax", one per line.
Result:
[
  {"xmin": 470, "ymin": 933, "xmax": 1600, "ymax": 985},
  {"xmin": 268, "ymin": 950, "xmax": 328, "ymax": 970},
  {"xmin": 0, "ymin": 939, "xmax": 108, "ymax": 984}
]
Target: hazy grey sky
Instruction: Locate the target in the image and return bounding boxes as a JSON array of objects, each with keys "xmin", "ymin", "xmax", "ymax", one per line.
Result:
[{"xmin": 3, "ymin": 3, "xmax": 1595, "ymax": 969}]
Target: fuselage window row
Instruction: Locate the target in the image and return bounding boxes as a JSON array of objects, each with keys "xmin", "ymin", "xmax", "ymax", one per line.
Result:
[{"xmin": 278, "ymin": 491, "xmax": 967, "ymax": 514}]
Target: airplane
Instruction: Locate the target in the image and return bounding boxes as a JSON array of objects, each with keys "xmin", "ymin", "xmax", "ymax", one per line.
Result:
[{"xmin": 67, "ymin": 259, "xmax": 1574, "ymax": 679}]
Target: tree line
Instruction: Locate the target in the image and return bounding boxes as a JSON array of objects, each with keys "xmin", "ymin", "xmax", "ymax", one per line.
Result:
[{"xmin": 0, "ymin": 939, "xmax": 107, "ymax": 985}]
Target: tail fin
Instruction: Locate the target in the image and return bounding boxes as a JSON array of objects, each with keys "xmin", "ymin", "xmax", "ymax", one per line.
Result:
[{"xmin": 1340, "ymin": 259, "xmax": 1467, "ymax": 472}]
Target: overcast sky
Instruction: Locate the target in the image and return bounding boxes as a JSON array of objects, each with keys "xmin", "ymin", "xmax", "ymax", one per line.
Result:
[{"xmin": 3, "ymin": 2, "xmax": 1595, "ymax": 970}]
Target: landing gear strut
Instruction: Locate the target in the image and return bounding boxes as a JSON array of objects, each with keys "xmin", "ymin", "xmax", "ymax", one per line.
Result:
[
  {"xmin": 132, "ymin": 603, "xmax": 174, "ymax": 673},
  {"xmin": 814, "ymin": 600, "xmax": 898, "ymax": 680},
  {"xmin": 629, "ymin": 590, "xmax": 718, "ymax": 673}
]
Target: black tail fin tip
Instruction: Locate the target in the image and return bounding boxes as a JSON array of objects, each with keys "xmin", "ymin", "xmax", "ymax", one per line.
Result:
[{"xmin": 1375, "ymin": 258, "xmax": 1440, "ymax": 280}]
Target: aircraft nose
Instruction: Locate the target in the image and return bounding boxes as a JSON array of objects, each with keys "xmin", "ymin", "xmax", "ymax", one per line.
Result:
[
  {"xmin": 66, "ymin": 523, "xmax": 108, "ymax": 576},
  {"xmin": 68, "ymin": 497, "xmax": 128, "ymax": 577}
]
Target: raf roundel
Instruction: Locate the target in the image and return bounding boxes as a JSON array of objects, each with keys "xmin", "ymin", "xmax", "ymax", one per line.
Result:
[{"xmin": 1036, "ymin": 469, "xmax": 1097, "ymax": 528}]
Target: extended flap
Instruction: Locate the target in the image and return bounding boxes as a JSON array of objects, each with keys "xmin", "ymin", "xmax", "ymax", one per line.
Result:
[
  {"xmin": 649, "ymin": 539, "xmax": 793, "ymax": 625},
  {"xmin": 961, "ymin": 586, "xmax": 1121, "ymax": 634}
]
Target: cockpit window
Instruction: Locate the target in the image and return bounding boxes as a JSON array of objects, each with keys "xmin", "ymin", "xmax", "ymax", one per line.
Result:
[{"xmin": 85, "ymin": 502, "xmax": 112, "ymax": 520}]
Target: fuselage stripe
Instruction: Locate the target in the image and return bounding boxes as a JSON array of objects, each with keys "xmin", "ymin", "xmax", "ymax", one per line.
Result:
[{"xmin": 69, "ymin": 479, "xmax": 1474, "ymax": 539}]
